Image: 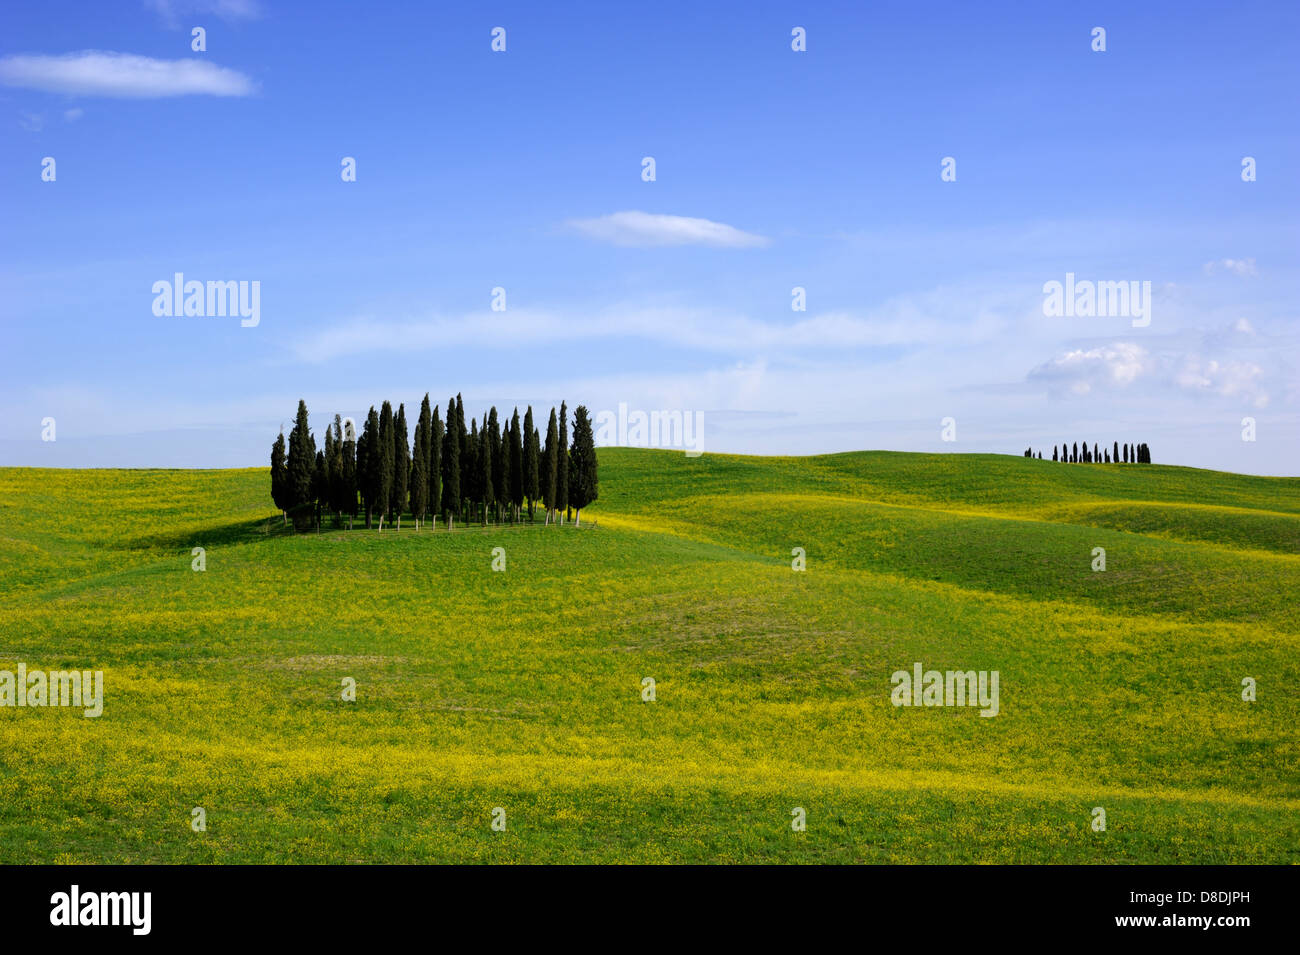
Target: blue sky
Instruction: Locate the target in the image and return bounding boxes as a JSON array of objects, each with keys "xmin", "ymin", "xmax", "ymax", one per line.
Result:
[{"xmin": 2, "ymin": 0, "xmax": 1297, "ymax": 473}]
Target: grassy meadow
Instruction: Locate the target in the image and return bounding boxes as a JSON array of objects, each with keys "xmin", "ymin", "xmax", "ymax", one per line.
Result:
[{"xmin": 0, "ymin": 449, "xmax": 1297, "ymax": 863}]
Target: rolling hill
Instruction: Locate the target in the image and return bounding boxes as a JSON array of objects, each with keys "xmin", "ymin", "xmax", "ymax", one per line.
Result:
[{"xmin": 0, "ymin": 450, "xmax": 1296, "ymax": 863}]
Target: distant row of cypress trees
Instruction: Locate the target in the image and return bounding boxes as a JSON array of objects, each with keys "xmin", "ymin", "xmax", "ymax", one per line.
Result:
[
  {"xmin": 271, "ymin": 395, "xmax": 598, "ymax": 532},
  {"xmin": 1022, "ymin": 442, "xmax": 1151, "ymax": 463}
]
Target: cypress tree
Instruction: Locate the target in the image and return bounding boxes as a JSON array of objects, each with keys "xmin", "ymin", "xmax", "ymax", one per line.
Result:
[
  {"xmin": 456, "ymin": 394, "xmax": 469, "ymax": 521},
  {"xmin": 321, "ymin": 427, "xmax": 335, "ymax": 526},
  {"xmin": 557, "ymin": 402, "xmax": 570, "ymax": 523},
  {"xmin": 1093, "ymin": 442, "xmax": 1099, "ymax": 463},
  {"xmin": 312, "ymin": 449, "xmax": 327, "ymax": 530},
  {"xmin": 1052, "ymin": 445, "xmax": 1058, "ymax": 462},
  {"xmin": 467, "ymin": 417, "xmax": 481, "ymax": 521},
  {"xmin": 429, "ymin": 404, "xmax": 443, "ymax": 526},
  {"xmin": 489, "ymin": 407, "xmax": 505, "ymax": 523},
  {"xmin": 480, "ymin": 414, "xmax": 494, "ymax": 525},
  {"xmin": 568, "ymin": 405, "xmax": 598, "ymax": 527},
  {"xmin": 341, "ymin": 417, "xmax": 358, "ymax": 528},
  {"xmin": 1113, "ymin": 441, "xmax": 1119, "ymax": 464},
  {"xmin": 377, "ymin": 402, "xmax": 395, "ymax": 530},
  {"xmin": 442, "ymin": 398, "xmax": 460, "ymax": 530},
  {"xmin": 393, "ymin": 403, "xmax": 410, "ymax": 529},
  {"xmin": 360, "ymin": 406, "xmax": 380, "ymax": 528},
  {"xmin": 499, "ymin": 414, "xmax": 513, "ymax": 523},
  {"xmin": 542, "ymin": 407, "xmax": 558, "ymax": 524},
  {"xmin": 523, "ymin": 406, "xmax": 539, "ymax": 522},
  {"xmin": 410, "ymin": 414, "xmax": 428, "ymax": 529},
  {"xmin": 1072, "ymin": 442, "xmax": 1078, "ymax": 463},
  {"xmin": 327, "ymin": 416, "xmax": 345, "ymax": 526},
  {"xmin": 286, "ymin": 399, "xmax": 315, "ymax": 530},
  {"xmin": 509, "ymin": 408, "xmax": 523, "ymax": 523},
  {"xmin": 271, "ymin": 431, "xmax": 288, "ymax": 524}
]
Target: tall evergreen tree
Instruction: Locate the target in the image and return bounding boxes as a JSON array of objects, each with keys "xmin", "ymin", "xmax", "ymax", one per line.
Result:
[
  {"xmin": 321, "ymin": 426, "xmax": 335, "ymax": 526},
  {"xmin": 523, "ymin": 406, "xmax": 539, "ymax": 522},
  {"xmin": 393, "ymin": 403, "xmax": 410, "ymax": 529},
  {"xmin": 508, "ymin": 408, "xmax": 524, "ymax": 523},
  {"xmin": 557, "ymin": 401, "xmax": 570, "ymax": 523},
  {"xmin": 429, "ymin": 404, "xmax": 443, "ymax": 525},
  {"xmin": 377, "ymin": 402, "xmax": 396, "ymax": 529},
  {"xmin": 341, "ymin": 417, "xmax": 358, "ymax": 527},
  {"xmin": 568, "ymin": 405, "xmax": 598, "ymax": 527},
  {"xmin": 498, "ymin": 414, "xmax": 513, "ymax": 523},
  {"xmin": 270, "ymin": 431, "xmax": 288, "ymax": 524},
  {"xmin": 456, "ymin": 394, "xmax": 469, "ymax": 521},
  {"xmin": 1072, "ymin": 442, "xmax": 1078, "ymax": 463},
  {"xmin": 488, "ymin": 407, "xmax": 505, "ymax": 523},
  {"xmin": 480, "ymin": 414, "xmax": 494, "ymax": 525},
  {"xmin": 442, "ymin": 397, "xmax": 460, "ymax": 530},
  {"xmin": 286, "ymin": 399, "xmax": 315, "ymax": 530},
  {"xmin": 359, "ymin": 406, "xmax": 380, "ymax": 528},
  {"xmin": 410, "ymin": 412, "xmax": 428, "ymax": 529},
  {"xmin": 542, "ymin": 407, "xmax": 558, "ymax": 524},
  {"xmin": 312, "ymin": 449, "xmax": 327, "ymax": 530},
  {"xmin": 1113, "ymin": 441, "xmax": 1119, "ymax": 464}
]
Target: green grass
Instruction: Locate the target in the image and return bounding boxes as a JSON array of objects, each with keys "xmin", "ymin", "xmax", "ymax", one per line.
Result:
[{"xmin": 0, "ymin": 450, "xmax": 1296, "ymax": 863}]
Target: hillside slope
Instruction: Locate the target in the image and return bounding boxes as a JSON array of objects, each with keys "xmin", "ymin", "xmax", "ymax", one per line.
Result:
[{"xmin": 0, "ymin": 451, "xmax": 1295, "ymax": 863}]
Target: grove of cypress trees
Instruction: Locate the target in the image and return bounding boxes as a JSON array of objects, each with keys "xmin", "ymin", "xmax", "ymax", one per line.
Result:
[
  {"xmin": 393, "ymin": 403, "xmax": 410, "ymax": 530},
  {"xmin": 557, "ymin": 401, "xmax": 570, "ymax": 523},
  {"xmin": 568, "ymin": 405, "xmax": 598, "ymax": 527},
  {"xmin": 543, "ymin": 407, "xmax": 558, "ymax": 524}
]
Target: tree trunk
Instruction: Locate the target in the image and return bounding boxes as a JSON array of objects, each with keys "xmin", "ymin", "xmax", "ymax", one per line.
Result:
[{"xmin": 574, "ymin": 508, "xmax": 581, "ymax": 527}]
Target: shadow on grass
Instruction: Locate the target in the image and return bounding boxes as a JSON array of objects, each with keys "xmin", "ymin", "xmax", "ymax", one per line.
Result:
[{"xmin": 117, "ymin": 515, "xmax": 288, "ymax": 551}]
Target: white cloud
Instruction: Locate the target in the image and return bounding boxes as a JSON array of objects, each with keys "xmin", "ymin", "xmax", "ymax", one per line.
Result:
[
  {"xmin": 0, "ymin": 52, "xmax": 256, "ymax": 98},
  {"xmin": 1203, "ymin": 257, "xmax": 1258, "ymax": 277},
  {"xmin": 567, "ymin": 211, "xmax": 769, "ymax": 248},
  {"xmin": 63, "ymin": 107, "xmax": 84, "ymax": 121},
  {"xmin": 1028, "ymin": 343, "xmax": 1148, "ymax": 395}
]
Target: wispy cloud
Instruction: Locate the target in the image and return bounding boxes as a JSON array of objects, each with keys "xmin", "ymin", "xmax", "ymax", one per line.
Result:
[
  {"xmin": 1203, "ymin": 257, "xmax": 1258, "ymax": 277},
  {"xmin": 289, "ymin": 295, "xmax": 1009, "ymax": 365},
  {"xmin": 144, "ymin": 0, "xmax": 262, "ymax": 23},
  {"xmin": 566, "ymin": 211, "xmax": 769, "ymax": 248},
  {"xmin": 0, "ymin": 51, "xmax": 256, "ymax": 98}
]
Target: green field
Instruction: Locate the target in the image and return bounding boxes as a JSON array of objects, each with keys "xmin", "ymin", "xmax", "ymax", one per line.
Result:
[{"xmin": 1, "ymin": 450, "xmax": 1297, "ymax": 863}]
